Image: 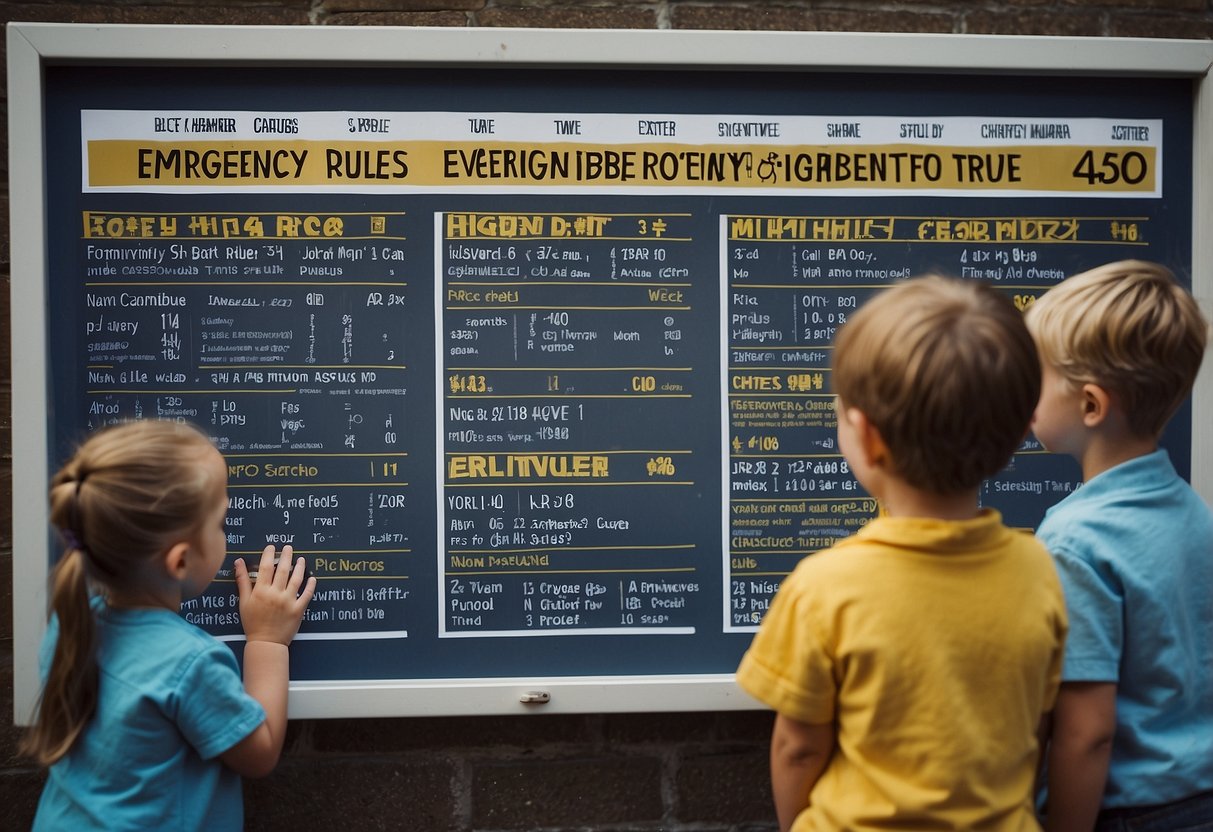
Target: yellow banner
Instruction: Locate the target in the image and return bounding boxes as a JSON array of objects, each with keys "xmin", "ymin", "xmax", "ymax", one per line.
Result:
[{"xmin": 87, "ymin": 139, "xmax": 1157, "ymax": 193}]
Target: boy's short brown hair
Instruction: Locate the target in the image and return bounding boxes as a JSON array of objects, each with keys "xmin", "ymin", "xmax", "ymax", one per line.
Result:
[
  {"xmin": 833, "ymin": 275, "xmax": 1040, "ymax": 495},
  {"xmin": 1025, "ymin": 260, "xmax": 1208, "ymax": 438}
]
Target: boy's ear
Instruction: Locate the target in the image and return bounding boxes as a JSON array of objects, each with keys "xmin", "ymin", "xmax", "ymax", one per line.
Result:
[
  {"xmin": 846, "ymin": 407, "xmax": 892, "ymax": 469},
  {"xmin": 163, "ymin": 541, "xmax": 191, "ymax": 580},
  {"xmin": 1079, "ymin": 383, "xmax": 1113, "ymax": 428}
]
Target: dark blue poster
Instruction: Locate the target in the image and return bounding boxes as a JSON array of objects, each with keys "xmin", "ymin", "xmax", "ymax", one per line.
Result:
[{"xmin": 44, "ymin": 66, "xmax": 1192, "ymax": 682}]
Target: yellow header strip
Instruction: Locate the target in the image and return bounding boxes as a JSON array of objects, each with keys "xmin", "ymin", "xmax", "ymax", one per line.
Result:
[{"xmin": 86, "ymin": 139, "xmax": 1157, "ymax": 193}]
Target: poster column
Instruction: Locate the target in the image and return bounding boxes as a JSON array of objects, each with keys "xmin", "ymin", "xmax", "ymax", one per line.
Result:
[
  {"xmin": 80, "ymin": 207, "xmax": 419, "ymax": 640},
  {"xmin": 722, "ymin": 215, "xmax": 881, "ymax": 631},
  {"xmin": 437, "ymin": 210, "xmax": 707, "ymax": 636}
]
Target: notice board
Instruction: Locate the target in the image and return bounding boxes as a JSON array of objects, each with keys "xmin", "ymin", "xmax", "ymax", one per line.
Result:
[{"xmin": 10, "ymin": 24, "xmax": 1213, "ymax": 719}]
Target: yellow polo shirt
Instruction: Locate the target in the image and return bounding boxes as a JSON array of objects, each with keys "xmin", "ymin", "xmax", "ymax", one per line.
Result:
[{"xmin": 737, "ymin": 510, "xmax": 1066, "ymax": 831}]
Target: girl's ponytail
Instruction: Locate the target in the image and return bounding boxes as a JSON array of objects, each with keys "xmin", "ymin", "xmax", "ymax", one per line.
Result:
[
  {"xmin": 21, "ymin": 419, "xmax": 219, "ymax": 766},
  {"xmin": 20, "ymin": 547, "xmax": 99, "ymax": 766}
]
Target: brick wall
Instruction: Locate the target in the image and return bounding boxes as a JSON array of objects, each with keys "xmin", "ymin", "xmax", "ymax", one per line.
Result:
[{"xmin": 1, "ymin": 2, "xmax": 1210, "ymax": 830}]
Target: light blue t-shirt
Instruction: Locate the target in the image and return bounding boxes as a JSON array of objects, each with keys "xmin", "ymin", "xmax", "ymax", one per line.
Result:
[
  {"xmin": 33, "ymin": 599, "xmax": 266, "ymax": 831},
  {"xmin": 1037, "ymin": 449, "xmax": 1213, "ymax": 808}
]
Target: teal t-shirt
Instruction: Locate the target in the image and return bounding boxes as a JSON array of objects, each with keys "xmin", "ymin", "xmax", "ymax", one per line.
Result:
[
  {"xmin": 33, "ymin": 599, "xmax": 265, "ymax": 831},
  {"xmin": 1037, "ymin": 449, "xmax": 1213, "ymax": 808}
]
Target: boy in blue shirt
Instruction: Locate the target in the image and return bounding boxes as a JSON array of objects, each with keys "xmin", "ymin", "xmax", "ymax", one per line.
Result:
[{"xmin": 1026, "ymin": 260, "xmax": 1213, "ymax": 830}]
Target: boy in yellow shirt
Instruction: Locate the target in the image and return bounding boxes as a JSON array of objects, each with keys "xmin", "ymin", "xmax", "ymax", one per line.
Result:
[{"xmin": 737, "ymin": 276, "xmax": 1068, "ymax": 831}]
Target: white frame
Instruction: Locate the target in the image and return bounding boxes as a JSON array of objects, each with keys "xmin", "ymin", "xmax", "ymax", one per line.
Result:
[{"xmin": 9, "ymin": 23, "xmax": 1213, "ymax": 721}]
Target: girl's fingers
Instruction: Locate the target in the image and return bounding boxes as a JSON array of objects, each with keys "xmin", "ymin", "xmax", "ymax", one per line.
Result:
[
  {"xmin": 233, "ymin": 558, "xmax": 250, "ymax": 596},
  {"xmin": 255, "ymin": 544, "xmax": 277, "ymax": 582},
  {"xmin": 296, "ymin": 576, "xmax": 317, "ymax": 610},
  {"xmin": 287, "ymin": 556, "xmax": 306, "ymax": 592},
  {"xmin": 273, "ymin": 545, "xmax": 294, "ymax": 587}
]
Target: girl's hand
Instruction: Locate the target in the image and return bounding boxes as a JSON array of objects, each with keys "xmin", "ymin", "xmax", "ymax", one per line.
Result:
[{"xmin": 234, "ymin": 545, "xmax": 316, "ymax": 646}]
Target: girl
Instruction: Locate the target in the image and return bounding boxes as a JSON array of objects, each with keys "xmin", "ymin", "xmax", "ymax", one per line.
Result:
[{"xmin": 22, "ymin": 420, "xmax": 316, "ymax": 830}]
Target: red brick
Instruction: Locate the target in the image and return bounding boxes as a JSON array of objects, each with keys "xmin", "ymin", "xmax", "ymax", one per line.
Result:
[
  {"xmin": 964, "ymin": 10, "xmax": 1105, "ymax": 36},
  {"xmin": 0, "ymin": 192, "xmax": 8, "ymax": 274},
  {"xmin": 1061, "ymin": 0, "xmax": 1205, "ymax": 8},
  {"xmin": 717, "ymin": 708, "xmax": 776, "ymax": 742},
  {"xmin": 0, "ymin": 2, "xmax": 311, "ymax": 25},
  {"xmin": 472, "ymin": 755, "xmax": 662, "ymax": 827},
  {"xmin": 0, "ymin": 655, "xmax": 23, "ymax": 766},
  {"xmin": 323, "ymin": 0, "xmax": 483, "ymax": 10},
  {"xmin": 1108, "ymin": 13, "xmax": 1213, "ymax": 37},
  {"xmin": 0, "ymin": 390, "xmax": 8, "ymax": 463},
  {"xmin": 676, "ymin": 747, "xmax": 775, "ymax": 823},
  {"xmin": 244, "ymin": 757, "xmax": 457, "ymax": 831},
  {"xmin": 0, "ymin": 390, "xmax": 9, "ymax": 458},
  {"xmin": 815, "ymin": 10, "xmax": 955, "ymax": 33},
  {"xmin": 0, "ymin": 767, "xmax": 44, "ymax": 831},
  {"xmin": 0, "ymin": 109, "xmax": 7, "ymax": 189},
  {"xmin": 478, "ymin": 6, "xmax": 657, "ymax": 29},
  {"xmin": 672, "ymin": 4, "xmax": 813, "ymax": 30},
  {"xmin": 323, "ymin": 11, "xmax": 470, "ymax": 25},
  {"xmin": 601, "ymin": 710, "xmax": 718, "ymax": 743}
]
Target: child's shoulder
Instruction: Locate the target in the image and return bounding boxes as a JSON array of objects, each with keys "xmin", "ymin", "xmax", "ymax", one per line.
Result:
[
  {"xmin": 781, "ymin": 521, "xmax": 923, "ymax": 586},
  {"xmin": 99, "ymin": 606, "xmax": 229, "ymax": 659},
  {"xmin": 1049, "ymin": 451, "xmax": 1205, "ymax": 520},
  {"xmin": 97, "ymin": 609, "xmax": 238, "ymax": 694},
  {"xmin": 1040, "ymin": 453, "xmax": 1213, "ymax": 565}
]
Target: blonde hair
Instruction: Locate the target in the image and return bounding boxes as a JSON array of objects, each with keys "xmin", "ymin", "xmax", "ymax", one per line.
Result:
[
  {"xmin": 833, "ymin": 275, "xmax": 1040, "ymax": 495},
  {"xmin": 21, "ymin": 420, "xmax": 221, "ymax": 766},
  {"xmin": 1025, "ymin": 260, "xmax": 1209, "ymax": 438}
]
